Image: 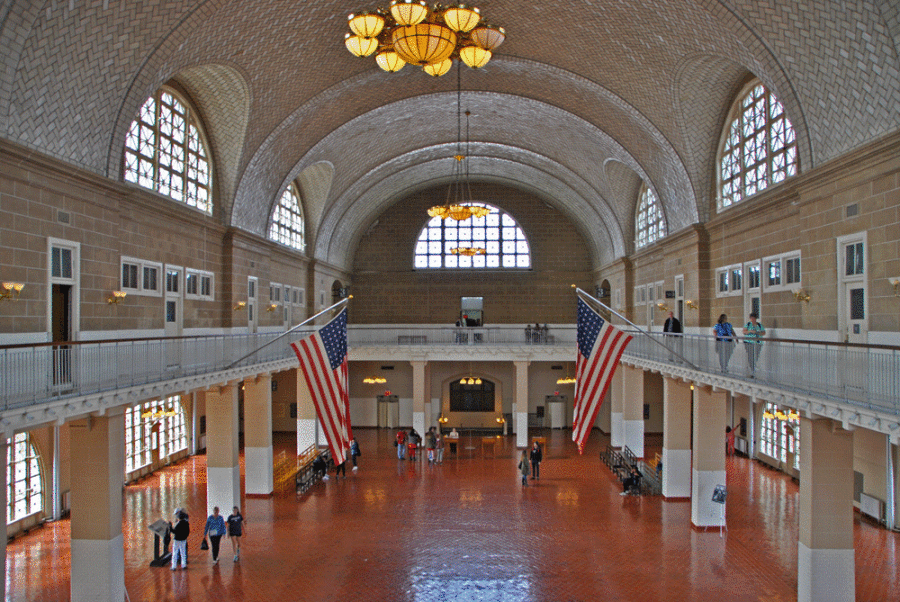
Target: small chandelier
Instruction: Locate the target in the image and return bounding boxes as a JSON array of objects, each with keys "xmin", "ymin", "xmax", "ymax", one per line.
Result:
[
  {"xmin": 450, "ymin": 246, "xmax": 486, "ymax": 256},
  {"xmin": 459, "ymin": 376, "xmax": 482, "ymax": 385},
  {"xmin": 344, "ymin": 2, "xmax": 506, "ymax": 75},
  {"xmin": 363, "ymin": 376, "xmax": 387, "ymax": 384}
]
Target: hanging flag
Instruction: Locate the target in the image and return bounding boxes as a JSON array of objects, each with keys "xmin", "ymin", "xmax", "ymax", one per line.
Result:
[
  {"xmin": 290, "ymin": 308, "xmax": 351, "ymax": 465},
  {"xmin": 573, "ymin": 298, "xmax": 632, "ymax": 454}
]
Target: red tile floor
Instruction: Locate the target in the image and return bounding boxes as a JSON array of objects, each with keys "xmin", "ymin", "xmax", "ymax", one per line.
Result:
[{"xmin": 7, "ymin": 429, "xmax": 900, "ymax": 601}]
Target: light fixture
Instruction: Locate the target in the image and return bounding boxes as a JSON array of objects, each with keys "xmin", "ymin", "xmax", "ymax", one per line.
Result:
[
  {"xmin": 556, "ymin": 364, "xmax": 576, "ymax": 385},
  {"xmin": 889, "ymin": 277, "xmax": 900, "ymax": 297},
  {"xmin": 266, "ymin": 303, "xmax": 279, "ymax": 312},
  {"xmin": 426, "ymin": 69, "xmax": 491, "ymax": 224},
  {"xmin": 363, "ymin": 376, "xmax": 387, "ymax": 384},
  {"xmin": 233, "ymin": 301, "xmax": 247, "ymax": 311},
  {"xmin": 685, "ymin": 300, "xmax": 698, "ymax": 310},
  {"xmin": 495, "ymin": 416, "xmax": 505, "ymax": 424},
  {"xmin": 107, "ymin": 290, "xmax": 127, "ymax": 305},
  {"xmin": 0, "ymin": 282, "xmax": 25, "ymax": 301},
  {"xmin": 450, "ymin": 246, "xmax": 487, "ymax": 256},
  {"xmin": 656, "ymin": 302, "xmax": 670, "ymax": 312},
  {"xmin": 438, "ymin": 413, "xmax": 449, "ymax": 424},
  {"xmin": 343, "ymin": 2, "xmax": 505, "ymax": 75},
  {"xmin": 793, "ymin": 289, "xmax": 811, "ymax": 304}
]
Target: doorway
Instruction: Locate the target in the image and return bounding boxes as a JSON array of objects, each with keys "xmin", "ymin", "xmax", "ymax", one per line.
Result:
[
  {"xmin": 837, "ymin": 234, "xmax": 867, "ymax": 343},
  {"xmin": 48, "ymin": 240, "xmax": 79, "ymax": 387}
]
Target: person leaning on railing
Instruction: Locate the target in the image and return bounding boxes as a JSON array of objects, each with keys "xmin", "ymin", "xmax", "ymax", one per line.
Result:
[
  {"xmin": 742, "ymin": 312, "xmax": 766, "ymax": 376},
  {"xmin": 713, "ymin": 314, "xmax": 736, "ymax": 373}
]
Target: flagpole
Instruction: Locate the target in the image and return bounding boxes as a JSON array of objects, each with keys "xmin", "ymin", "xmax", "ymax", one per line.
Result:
[
  {"xmin": 573, "ymin": 286, "xmax": 699, "ymax": 370},
  {"xmin": 226, "ymin": 296, "xmax": 351, "ymax": 369}
]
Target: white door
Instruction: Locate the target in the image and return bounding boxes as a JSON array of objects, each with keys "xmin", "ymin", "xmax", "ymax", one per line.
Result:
[
  {"xmin": 165, "ymin": 266, "xmax": 183, "ymax": 367},
  {"xmin": 837, "ymin": 236, "xmax": 867, "ymax": 343},
  {"xmin": 247, "ymin": 277, "xmax": 258, "ymax": 333}
]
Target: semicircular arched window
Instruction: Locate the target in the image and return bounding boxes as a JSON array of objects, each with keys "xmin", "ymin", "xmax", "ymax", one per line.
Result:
[
  {"xmin": 124, "ymin": 86, "xmax": 213, "ymax": 214},
  {"xmin": 718, "ymin": 81, "xmax": 798, "ymax": 210},
  {"xmin": 635, "ymin": 183, "xmax": 666, "ymax": 249},
  {"xmin": 269, "ymin": 182, "xmax": 306, "ymax": 252},
  {"xmin": 414, "ymin": 204, "xmax": 531, "ymax": 269},
  {"xmin": 7, "ymin": 432, "xmax": 43, "ymax": 523}
]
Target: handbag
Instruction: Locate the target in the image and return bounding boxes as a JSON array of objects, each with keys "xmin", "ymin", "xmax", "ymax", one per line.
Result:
[{"xmin": 200, "ymin": 538, "xmax": 209, "ymax": 550}]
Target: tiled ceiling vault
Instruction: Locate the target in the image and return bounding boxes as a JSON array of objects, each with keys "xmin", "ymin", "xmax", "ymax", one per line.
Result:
[{"xmin": 1, "ymin": 1, "xmax": 899, "ymax": 270}]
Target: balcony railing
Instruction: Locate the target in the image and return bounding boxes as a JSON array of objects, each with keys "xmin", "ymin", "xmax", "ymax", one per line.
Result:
[{"xmin": 1, "ymin": 325, "xmax": 898, "ymax": 417}]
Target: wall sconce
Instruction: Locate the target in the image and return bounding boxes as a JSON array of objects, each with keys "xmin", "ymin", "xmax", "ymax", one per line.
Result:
[
  {"xmin": 266, "ymin": 303, "xmax": 279, "ymax": 312},
  {"xmin": 495, "ymin": 416, "xmax": 505, "ymax": 424},
  {"xmin": 438, "ymin": 413, "xmax": 449, "ymax": 424},
  {"xmin": 1, "ymin": 282, "xmax": 25, "ymax": 301},
  {"xmin": 889, "ymin": 278, "xmax": 900, "ymax": 297},
  {"xmin": 685, "ymin": 300, "xmax": 698, "ymax": 310},
  {"xmin": 107, "ymin": 290, "xmax": 127, "ymax": 304},
  {"xmin": 459, "ymin": 376, "xmax": 482, "ymax": 385},
  {"xmin": 656, "ymin": 302, "xmax": 670, "ymax": 312},
  {"xmin": 233, "ymin": 301, "xmax": 247, "ymax": 311},
  {"xmin": 793, "ymin": 289, "xmax": 811, "ymax": 303}
]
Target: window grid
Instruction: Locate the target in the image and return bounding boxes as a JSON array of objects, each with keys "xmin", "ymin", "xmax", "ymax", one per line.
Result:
[
  {"xmin": 125, "ymin": 88, "xmax": 212, "ymax": 214},
  {"xmin": 414, "ymin": 204, "xmax": 531, "ymax": 269},
  {"xmin": 759, "ymin": 402, "xmax": 800, "ymax": 470},
  {"xmin": 125, "ymin": 396, "xmax": 188, "ymax": 474},
  {"xmin": 7, "ymin": 433, "xmax": 42, "ymax": 524},
  {"xmin": 635, "ymin": 185, "xmax": 666, "ymax": 248},
  {"xmin": 719, "ymin": 83, "xmax": 797, "ymax": 210},
  {"xmin": 269, "ymin": 183, "xmax": 306, "ymax": 252}
]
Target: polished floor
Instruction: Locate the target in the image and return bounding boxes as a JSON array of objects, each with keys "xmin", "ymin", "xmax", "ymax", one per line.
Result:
[{"xmin": 7, "ymin": 429, "xmax": 900, "ymax": 601}]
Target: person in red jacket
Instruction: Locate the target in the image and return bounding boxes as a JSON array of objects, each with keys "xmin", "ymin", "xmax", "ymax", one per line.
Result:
[{"xmin": 395, "ymin": 429, "xmax": 407, "ymax": 460}]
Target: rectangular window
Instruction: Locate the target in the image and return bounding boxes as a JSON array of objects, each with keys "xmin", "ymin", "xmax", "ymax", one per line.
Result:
[
  {"xmin": 121, "ymin": 257, "xmax": 162, "ymax": 296},
  {"xmin": 248, "ymin": 278, "xmax": 256, "ymax": 299},
  {"xmin": 185, "ymin": 269, "xmax": 213, "ymax": 300},
  {"xmin": 746, "ymin": 263, "xmax": 761, "ymax": 290},
  {"xmin": 785, "ymin": 256, "xmax": 801, "ymax": 285},
  {"xmin": 122, "ymin": 263, "xmax": 139, "ymax": 290},
  {"xmin": 731, "ymin": 267, "xmax": 742, "ymax": 292},
  {"xmin": 51, "ymin": 247, "xmax": 73, "ymax": 279},
  {"xmin": 185, "ymin": 273, "xmax": 198, "ymax": 295},
  {"xmin": 200, "ymin": 274, "xmax": 211, "ymax": 297},
  {"xmin": 718, "ymin": 270, "xmax": 729, "ymax": 294},
  {"xmin": 283, "ymin": 285, "xmax": 291, "ymax": 305},
  {"xmin": 166, "ymin": 270, "xmax": 179, "ymax": 293},
  {"xmin": 270, "ymin": 284, "xmax": 281, "ymax": 303},
  {"xmin": 845, "ymin": 242, "xmax": 864, "ymax": 276},
  {"xmin": 766, "ymin": 259, "xmax": 781, "ymax": 287},
  {"xmin": 143, "ymin": 266, "xmax": 158, "ymax": 292}
]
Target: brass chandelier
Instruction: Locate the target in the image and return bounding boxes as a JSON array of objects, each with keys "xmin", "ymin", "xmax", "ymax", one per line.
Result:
[{"xmin": 344, "ymin": 1, "xmax": 506, "ymax": 75}]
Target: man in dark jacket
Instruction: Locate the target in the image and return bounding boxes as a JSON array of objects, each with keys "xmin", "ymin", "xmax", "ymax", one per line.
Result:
[
  {"xmin": 530, "ymin": 441, "xmax": 542, "ymax": 479},
  {"xmin": 170, "ymin": 509, "xmax": 190, "ymax": 570}
]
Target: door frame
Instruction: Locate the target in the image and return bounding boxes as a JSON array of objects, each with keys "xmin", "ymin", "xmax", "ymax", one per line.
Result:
[{"xmin": 836, "ymin": 231, "xmax": 868, "ymax": 343}]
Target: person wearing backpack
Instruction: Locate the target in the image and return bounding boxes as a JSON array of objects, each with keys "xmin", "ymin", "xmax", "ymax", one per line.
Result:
[{"xmin": 742, "ymin": 312, "xmax": 766, "ymax": 376}]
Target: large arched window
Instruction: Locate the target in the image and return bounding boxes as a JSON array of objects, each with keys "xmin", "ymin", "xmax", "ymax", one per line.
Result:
[
  {"xmin": 269, "ymin": 182, "xmax": 305, "ymax": 252},
  {"xmin": 124, "ymin": 87, "xmax": 213, "ymax": 214},
  {"xmin": 718, "ymin": 81, "xmax": 797, "ymax": 210},
  {"xmin": 414, "ymin": 204, "xmax": 531, "ymax": 269},
  {"xmin": 125, "ymin": 396, "xmax": 188, "ymax": 474},
  {"xmin": 635, "ymin": 184, "xmax": 665, "ymax": 249},
  {"xmin": 760, "ymin": 402, "xmax": 800, "ymax": 471},
  {"xmin": 7, "ymin": 433, "xmax": 42, "ymax": 523}
]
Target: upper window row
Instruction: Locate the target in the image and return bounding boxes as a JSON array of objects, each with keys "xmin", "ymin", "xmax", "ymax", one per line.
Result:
[{"xmin": 716, "ymin": 251, "xmax": 800, "ymax": 297}]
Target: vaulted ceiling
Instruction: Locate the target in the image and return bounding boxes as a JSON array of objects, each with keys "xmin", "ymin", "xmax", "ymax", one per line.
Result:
[{"xmin": 2, "ymin": 1, "xmax": 899, "ymax": 269}]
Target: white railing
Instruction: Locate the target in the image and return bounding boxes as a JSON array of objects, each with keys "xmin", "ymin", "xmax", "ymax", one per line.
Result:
[{"xmin": 1, "ymin": 325, "xmax": 898, "ymax": 417}]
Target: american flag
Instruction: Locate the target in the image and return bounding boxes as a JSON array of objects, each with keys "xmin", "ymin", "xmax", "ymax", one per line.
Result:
[
  {"xmin": 290, "ymin": 309, "xmax": 351, "ymax": 466},
  {"xmin": 573, "ymin": 298, "xmax": 632, "ymax": 454}
]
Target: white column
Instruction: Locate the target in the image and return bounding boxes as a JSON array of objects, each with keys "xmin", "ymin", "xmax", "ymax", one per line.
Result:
[
  {"xmin": 411, "ymin": 361, "xmax": 426, "ymax": 436},
  {"xmin": 244, "ymin": 374, "xmax": 274, "ymax": 496},
  {"xmin": 691, "ymin": 386, "xmax": 726, "ymax": 528},
  {"xmin": 514, "ymin": 361, "xmax": 529, "ymax": 448},
  {"xmin": 622, "ymin": 365, "xmax": 645, "ymax": 457},
  {"xmin": 296, "ymin": 368, "xmax": 317, "ymax": 455},
  {"xmin": 662, "ymin": 378, "xmax": 692, "ymax": 498},
  {"xmin": 798, "ymin": 418, "xmax": 855, "ymax": 602},
  {"xmin": 205, "ymin": 383, "xmax": 240, "ymax": 518},
  {"xmin": 69, "ymin": 410, "xmax": 125, "ymax": 602},
  {"xmin": 610, "ymin": 367, "xmax": 624, "ymax": 448},
  {"xmin": 0, "ymin": 439, "xmax": 6, "ymax": 595},
  {"xmin": 52, "ymin": 425, "xmax": 61, "ymax": 520}
]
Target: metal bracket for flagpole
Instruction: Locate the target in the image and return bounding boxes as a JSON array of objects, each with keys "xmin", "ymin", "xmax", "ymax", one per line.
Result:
[
  {"xmin": 226, "ymin": 296, "xmax": 351, "ymax": 369},
  {"xmin": 573, "ymin": 286, "xmax": 699, "ymax": 370}
]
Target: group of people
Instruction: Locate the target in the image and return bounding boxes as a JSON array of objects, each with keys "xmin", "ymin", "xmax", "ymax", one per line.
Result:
[
  {"xmin": 168, "ymin": 505, "xmax": 246, "ymax": 570},
  {"xmin": 396, "ymin": 427, "xmax": 445, "ymax": 463},
  {"xmin": 517, "ymin": 441, "xmax": 543, "ymax": 486},
  {"xmin": 524, "ymin": 324, "xmax": 550, "ymax": 343},
  {"xmin": 661, "ymin": 310, "xmax": 766, "ymax": 374}
]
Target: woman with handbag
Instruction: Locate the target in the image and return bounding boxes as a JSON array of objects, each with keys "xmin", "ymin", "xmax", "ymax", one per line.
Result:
[
  {"xmin": 713, "ymin": 314, "xmax": 736, "ymax": 373},
  {"xmin": 203, "ymin": 506, "xmax": 226, "ymax": 564}
]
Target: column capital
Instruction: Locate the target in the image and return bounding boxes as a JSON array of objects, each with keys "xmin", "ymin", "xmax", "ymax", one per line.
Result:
[{"xmin": 513, "ymin": 360, "xmax": 530, "ymax": 369}]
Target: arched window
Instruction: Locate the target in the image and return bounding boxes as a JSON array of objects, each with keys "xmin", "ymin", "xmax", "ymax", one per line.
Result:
[
  {"xmin": 635, "ymin": 184, "xmax": 665, "ymax": 249},
  {"xmin": 124, "ymin": 395, "xmax": 188, "ymax": 474},
  {"xmin": 718, "ymin": 81, "xmax": 797, "ymax": 210},
  {"xmin": 124, "ymin": 87, "xmax": 213, "ymax": 214},
  {"xmin": 269, "ymin": 182, "xmax": 305, "ymax": 252},
  {"xmin": 414, "ymin": 204, "xmax": 531, "ymax": 269},
  {"xmin": 7, "ymin": 433, "xmax": 42, "ymax": 523},
  {"xmin": 759, "ymin": 402, "xmax": 800, "ymax": 471}
]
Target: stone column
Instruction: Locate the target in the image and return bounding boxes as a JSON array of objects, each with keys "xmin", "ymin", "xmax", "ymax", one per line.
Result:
[
  {"xmin": 0, "ymin": 439, "xmax": 6, "ymax": 595},
  {"xmin": 662, "ymin": 377, "xmax": 692, "ymax": 498},
  {"xmin": 296, "ymin": 368, "xmax": 317, "ymax": 455},
  {"xmin": 205, "ymin": 383, "xmax": 240, "ymax": 518},
  {"xmin": 798, "ymin": 418, "xmax": 855, "ymax": 602},
  {"xmin": 244, "ymin": 374, "xmax": 273, "ymax": 496},
  {"xmin": 622, "ymin": 364, "xmax": 645, "ymax": 458},
  {"xmin": 514, "ymin": 361, "xmax": 529, "ymax": 448},
  {"xmin": 69, "ymin": 410, "xmax": 125, "ymax": 602},
  {"xmin": 691, "ymin": 385, "xmax": 726, "ymax": 528},
  {"xmin": 411, "ymin": 361, "xmax": 427, "ymax": 436},
  {"xmin": 610, "ymin": 367, "xmax": 624, "ymax": 448}
]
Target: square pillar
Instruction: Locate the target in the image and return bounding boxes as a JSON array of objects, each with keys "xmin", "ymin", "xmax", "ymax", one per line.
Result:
[
  {"xmin": 610, "ymin": 367, "xmax": 624, "ymax": 448},
  {"xmin": 205, "ymin": 383, "xmax": 240, "ymax": 518},
  {"xmin": 411, "ymin": 361, "xmax": 427, "ymax": 436},
  {"xmin": 622, "ymin": 364, "xmax": 645, "ymax": 458},
  {"xmin": 662, "ymin": 378, "xmax": 692, "ymax": 498},
  {"xmin": 296, "ymin": 368, "xmax": 317, "ymax": 456},
  {"xmin": 244, "ymin": 374, "xmax": 273, "ymax": 496},
  {"xmin": 69, "ymin": 410, "xmax": 125, "ymax": 602},
  {"xmin": 691, "ymin": 386, "xmax": 726, "ymax": 527},
  {"xmin": 514, "ymin": 361, "xmax": 529, "ymax": 448},
  {"xmin": 798, "ymin": 418, "xmax": 855, "ymax": 602}
]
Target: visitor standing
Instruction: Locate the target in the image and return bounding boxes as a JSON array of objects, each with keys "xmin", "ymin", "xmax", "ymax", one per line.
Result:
[
  {"xmin": 425, "ymin": 427, "xmax": 436, "ymax": 463},
  {"xmin": 517, "ymin": 451, "xmax": 529, "ymax": 486},
  {"xmin": 395, "ymin": 428, "xmax": 407, "ymax": 460},
  {"xmin": 350, "ymin": 437, "xmax": 361, "ymax": 471},
  {"xmin": 227, "ymin": 506, "xmax": 245, "ymax": 562},
  {"xmin": 170, "ymin": 509, "xmax": 190, "ymax": 571},
  {"xmin": 435, "ymin": 432, "xmax": 444, "ymax": 464},
  {"xmin": 713, "ymin": 314, "xmax": 736, "ymax": 373},
  {"xmin": 530, "ymin": 441, "xmax": 542, "ymax": 480},
  {"xmin": 742, "ymin": 312, "xmax": 766, "ymax": 376},
  {"xmin": 203, "ymin": 506, "xmax": 226, "ymax": 564}
]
